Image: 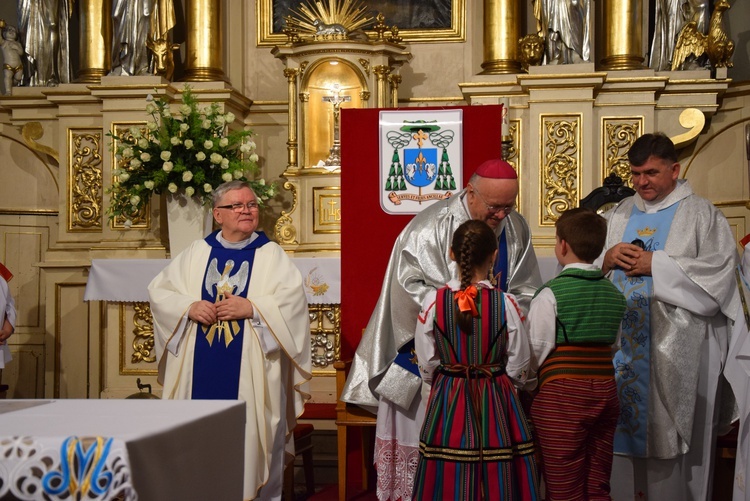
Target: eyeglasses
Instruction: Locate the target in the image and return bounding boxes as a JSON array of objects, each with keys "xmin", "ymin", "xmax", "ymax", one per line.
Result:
[
  {"xmin": 215, "ymin": 202, "xmax": 259, "ymax": 213},
  {"xmin": 471, "ymin": 186, "xmax": 515, "ymax": 215}
]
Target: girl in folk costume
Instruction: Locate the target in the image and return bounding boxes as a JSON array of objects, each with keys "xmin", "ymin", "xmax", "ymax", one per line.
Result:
[{"xmin": 412, "ymin": 220, "xmax": 540, "ymax": 500}]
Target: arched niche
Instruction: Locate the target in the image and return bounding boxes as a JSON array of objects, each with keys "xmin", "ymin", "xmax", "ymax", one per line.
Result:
[{"xmin": 301, "ymin": 58, "xmax": 366, "ymax": 168}]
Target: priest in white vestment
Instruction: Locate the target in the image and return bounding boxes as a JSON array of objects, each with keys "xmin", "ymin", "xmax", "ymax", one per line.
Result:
[
  {"xmin": 725, "ymin": 235, "xmax": 750, "ymax": 500},
  {"xmin": 341, "ymin": 159, "xmax": 542, "ymax": 500},
  {"xmin": 149, "ymin": 181, "xmax": 312, "ymax": 501},
  {"xmin": 601, "ymin": 133, "xmax": 739, "ymax": 500}
]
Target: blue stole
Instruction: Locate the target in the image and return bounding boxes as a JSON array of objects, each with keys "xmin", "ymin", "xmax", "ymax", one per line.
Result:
[
  {"xmin": 493, "ymin": 228, "xmax": 510, "ymax": 292},
  {"xmin": 191, "ymin": 230, "xmax": 271, "ymax": 400},
  {"xmin": 612, "ymin": 202, "xmax": 678, "ymax": 456}
]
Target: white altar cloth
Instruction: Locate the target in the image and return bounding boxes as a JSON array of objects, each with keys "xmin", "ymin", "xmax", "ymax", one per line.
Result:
[
  {"xmin": 0, "ymin": 399, "xmax": 245, "ymax": 501},
  {"xmin": 84, "ymin": 257, "xmax": 342, "ymax": 304}
]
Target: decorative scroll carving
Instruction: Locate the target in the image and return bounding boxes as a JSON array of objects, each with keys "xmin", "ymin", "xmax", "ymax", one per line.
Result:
[
  {"xmin": 541, "ymin": 116, "xmax": 580, "ymax": 225},
  {"xmin": 603, "ymin": 118, "xmax": 642, "ymax": 186},
  {"xmin": 70, "ymin": 131, "xmax": 103, "ymax": 230},
  {"xmin": 670, "ymin": 108, "xmax": 705, "ymax": 149},
  {"xmin": 274, "ymin": 181, "xmax": 299, "ymax": 244},
  {"xmin": 22, "ymin": 122, "xmax": 59, "ymax": 162},
  {"xmin": 308, "ymin": 303, "xmax": 341, "ymax": 372},
  {"xmin": 111, "ymin": 124, "xmax": 149, "ymax": 229},
  {"xmin": 358, "ymin": 58, "xmax": 370, "ymax": 76},
  {"xmin": 504, "ymin": 121, "xmax": 522, "ymax": 210},
  {"xmin": 131, "ymin": 302, "xmax": 155, "ymax": 365}
]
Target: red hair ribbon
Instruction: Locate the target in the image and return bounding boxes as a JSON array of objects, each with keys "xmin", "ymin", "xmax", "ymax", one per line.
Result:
[{"xmin": 455, "ymin": 285, "xmax": 478, "ymax": 317}]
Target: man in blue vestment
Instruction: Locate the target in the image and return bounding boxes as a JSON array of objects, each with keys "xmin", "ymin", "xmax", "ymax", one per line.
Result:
[
  {"xmin": 149, "ymin": 180, "xmax": 311, "ymax": 501},
  {"xmin": 601, "ymin": 133, "xmax": 739, "ymax": 500}
]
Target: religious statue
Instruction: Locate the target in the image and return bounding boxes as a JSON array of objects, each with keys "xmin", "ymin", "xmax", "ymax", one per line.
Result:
[
  {"xmin": 671, "ymin": 0, "xmax": 733, "ymax": 71},
  {"xmin": 17, "ymin": 0, "xmax": 72, "ymax": 87},
  {"xmin": 110, "ymin": 0, "xmax": 154, "ymax": 76},
  {"xmin": 0, "ymin": 21, "xmax": 25, "ymax": 95},
  {"xmin": 110, "ymin": 0, "xmax": 176, "ymax": 79},
  {"xmin": 649, "ymin": 0, "xmax": 709, "ymax": 70},
  {"xmin": 533, "ymin": 0, "xmax": 591, "ymax": 64}
]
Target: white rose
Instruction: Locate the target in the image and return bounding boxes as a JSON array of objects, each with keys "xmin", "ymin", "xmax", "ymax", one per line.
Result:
[
  {"xmin": 233, "ymin": 170, "xmax": 243, "ymax": 179},
  {"xmin": 147, "ymin": 122, "xmax": 158, "ymax": 131},
  {"xmin": 202, "ymin": 119, "xmax": 212, "ymax": 129},
  {"xmin": 129, "ymin": 126, "xmax": 141, "ymax": 138},
  {"xmin": 122, "ymin": 147, "xmax": 134, "ymax": 158},
  {"xmin": 162, "ymin": 109, "xmax": 172, "ymax": 119},
  {"xmin": 248, "ymin": 141, "xmax": 256, "ymax": 150},
  {"xmin": 130, "ymin": 158, "xmax": 141, "ymax": 168},
  {"xmin": 210, "ymin": 153, "xmax": 222, "ymax": 165},
  {"xmin": 180, "ymin": 123, "xmax": 189, "ymax": 132},
  {"xmin": 204, "ymin": 140, "xmax": 214, "ymax": 149},
  {"xmin": 140, "ymin": 152, "xmax": 151, "ymax": 162},
  {"xmin": 138, "ymin": 138, "xmax": 149, "ymax": 149},
  {"xmin": 130, "ymin": 195, "xmax": 141, "ymax": 206},
  {"xmin": 182, "ymin": 171, "xmax": 193, "ymax": 182},
  {"xmin": 219, "ymin": 137, "xmax": 229, "ymax": 148},
  {"xmin": 168, "ymin": 183, "xmax": 178, "ymax": 193},
  {"xmin": 170, "ymin": 136, "xmax": 181, "ymax": 146},
  {"xmin": 249, "ymin": 153, "xmax": 259, "ymax": 163},
  {"xmin": 160, "ymin": 151, "xmax": 171, "ymax": 161},
  {"xmin": 225, "ymin": 112, "xmax": 235, "ymax": 123},
  {"xmin": 184, "ymin": 139, "xmax": 194, "ymax": 149},
  {"xmin": 162, "ymin": 161, "xmax": 173, "ymax": 172},
  {"xmin": 196, "ymin": 152, "xmax": 206, "ymax": 161},
  {"xmin": 240, "ymin": 143, "xmax": 250, "ymax": 153},
  {"xmin": 146, "ymin": 103, "xmax": 156, "ymax": 114},
  {"xmin": 203, "ymin": 183, "xmax": 213, "ymax": 193},
  {"xmin": 118, "ymin": 172, "xmax": 130, "ymax": 181},
  {"xmin": 214, "ymin": 116, "xmax": 226, "ymax": 127},
  {"xmin": 180, "ymin": 104, "xmax": 191, "ymax": 116},
  {"xmin": 258, "ymin": 178, "xmax": 266, "ymax": 186},
  {"xmin": 222, "ymin": 172, "xmax": 233, "ymax": 182},
  {"xmin": 144, "ymin": 180, "xmax": 155, "ymax": 190},
  {"xmin": 185, "ymin": 186, "xmax": 195, "ymax": 197},
  {"xmin": 221, "ymin": 158, "xmax": 230, "ymax": 169},
  {"xmin": 267, "ymin": 187, "xmax": 275, "ymax": 197}
]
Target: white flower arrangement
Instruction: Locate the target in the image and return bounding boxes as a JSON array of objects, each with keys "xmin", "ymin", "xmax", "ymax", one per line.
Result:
[{"xmin": 108, "ymin": 85, "xmax": 276, "ymax": 221}]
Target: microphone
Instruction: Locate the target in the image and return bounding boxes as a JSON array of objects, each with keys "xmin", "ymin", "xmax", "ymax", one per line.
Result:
[{"xmin": 631, "ymin": 239, "xmax": 645, "ymax": 249}]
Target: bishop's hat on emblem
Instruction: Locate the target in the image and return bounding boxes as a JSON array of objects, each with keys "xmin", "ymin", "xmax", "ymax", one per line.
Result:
[{"xmin": 474, "ymin": 158, "xmax": 518, "ymax": 180}]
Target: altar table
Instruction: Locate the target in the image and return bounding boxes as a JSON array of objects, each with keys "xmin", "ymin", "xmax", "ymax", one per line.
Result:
[{"xmin": 0, "ymin": 399, "xmax": 245, "ymax": 501}]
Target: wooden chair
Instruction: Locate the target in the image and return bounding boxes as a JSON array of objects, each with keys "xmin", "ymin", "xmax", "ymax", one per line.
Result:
[
  {"xmin": 334, "ymin": 360, "xmax": 376, "ymax": 501},
  {"xmin": 283, "ymin": 423, "xmax": 315, "ymax": 500},
  {"xmin": 579, "ymin": 172, "xmax": 634, "ymax": 213}
]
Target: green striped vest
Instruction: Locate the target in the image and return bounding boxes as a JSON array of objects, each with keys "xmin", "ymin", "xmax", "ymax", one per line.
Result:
[{"xmin": 544, "ymin": 268, "xmax": 626, "ymax": 345}]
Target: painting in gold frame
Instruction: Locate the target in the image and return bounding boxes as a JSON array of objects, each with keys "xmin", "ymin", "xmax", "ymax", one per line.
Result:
[{"xmin": 256, "ymin": 0, "xmax": 465, "ymax": 46}]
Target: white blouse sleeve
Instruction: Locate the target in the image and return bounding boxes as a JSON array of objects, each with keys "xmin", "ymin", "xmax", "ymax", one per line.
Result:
[{"xmin": 504, "ymin": 293, "xmax": 532, "ymax": 390}]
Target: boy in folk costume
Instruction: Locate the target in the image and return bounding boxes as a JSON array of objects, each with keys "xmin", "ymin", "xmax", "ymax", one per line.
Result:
[{"xmin": 527, "ymin": 208, "xmax": 626, "ymax": 500}]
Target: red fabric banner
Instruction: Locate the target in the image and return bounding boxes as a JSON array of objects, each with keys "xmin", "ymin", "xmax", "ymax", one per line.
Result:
[{"xmin": 340, "ymin": 105, "xmax": 504, "ymax": 358}]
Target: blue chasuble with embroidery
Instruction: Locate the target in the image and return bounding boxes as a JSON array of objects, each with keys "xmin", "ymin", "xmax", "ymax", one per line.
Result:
[
  {"xmin": 191, "ymin": 230, "xmax": 271, "ymax": 400},
  {"xmin": 612, "ymin": 203, "xmax": 677, "ymax": 456}
]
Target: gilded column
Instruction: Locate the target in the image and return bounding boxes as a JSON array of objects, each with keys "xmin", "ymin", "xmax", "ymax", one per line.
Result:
[
  {"xmin": 373, "ymin": 65, "xmax": 389, "ymax": 108},
  {"xmin": 481, "ymin": 0, "xmax": 522, "ymax": 74},
  {"xmin": 388, "ymin": 74, "xmax": 401, "ymax": 108},
  {"xmin": 600, "ymin": 0, "xmax": 644, "ymax": 70},
  {"xmin": 184, "ymin": 0, "xmax": 226, "ymax": 81},
  {"xmin": 77, "ymin": 0, "xmax": 111, "ymax": 82},
  {"xmin": 285, "ymin": 68, "xmax": 299, "ymax": 171}
]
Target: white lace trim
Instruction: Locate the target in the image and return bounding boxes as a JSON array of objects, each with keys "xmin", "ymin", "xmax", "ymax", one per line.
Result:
[{"xmin": 375, "ymin": 437, "xmax": 420, "ymax": 501}]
